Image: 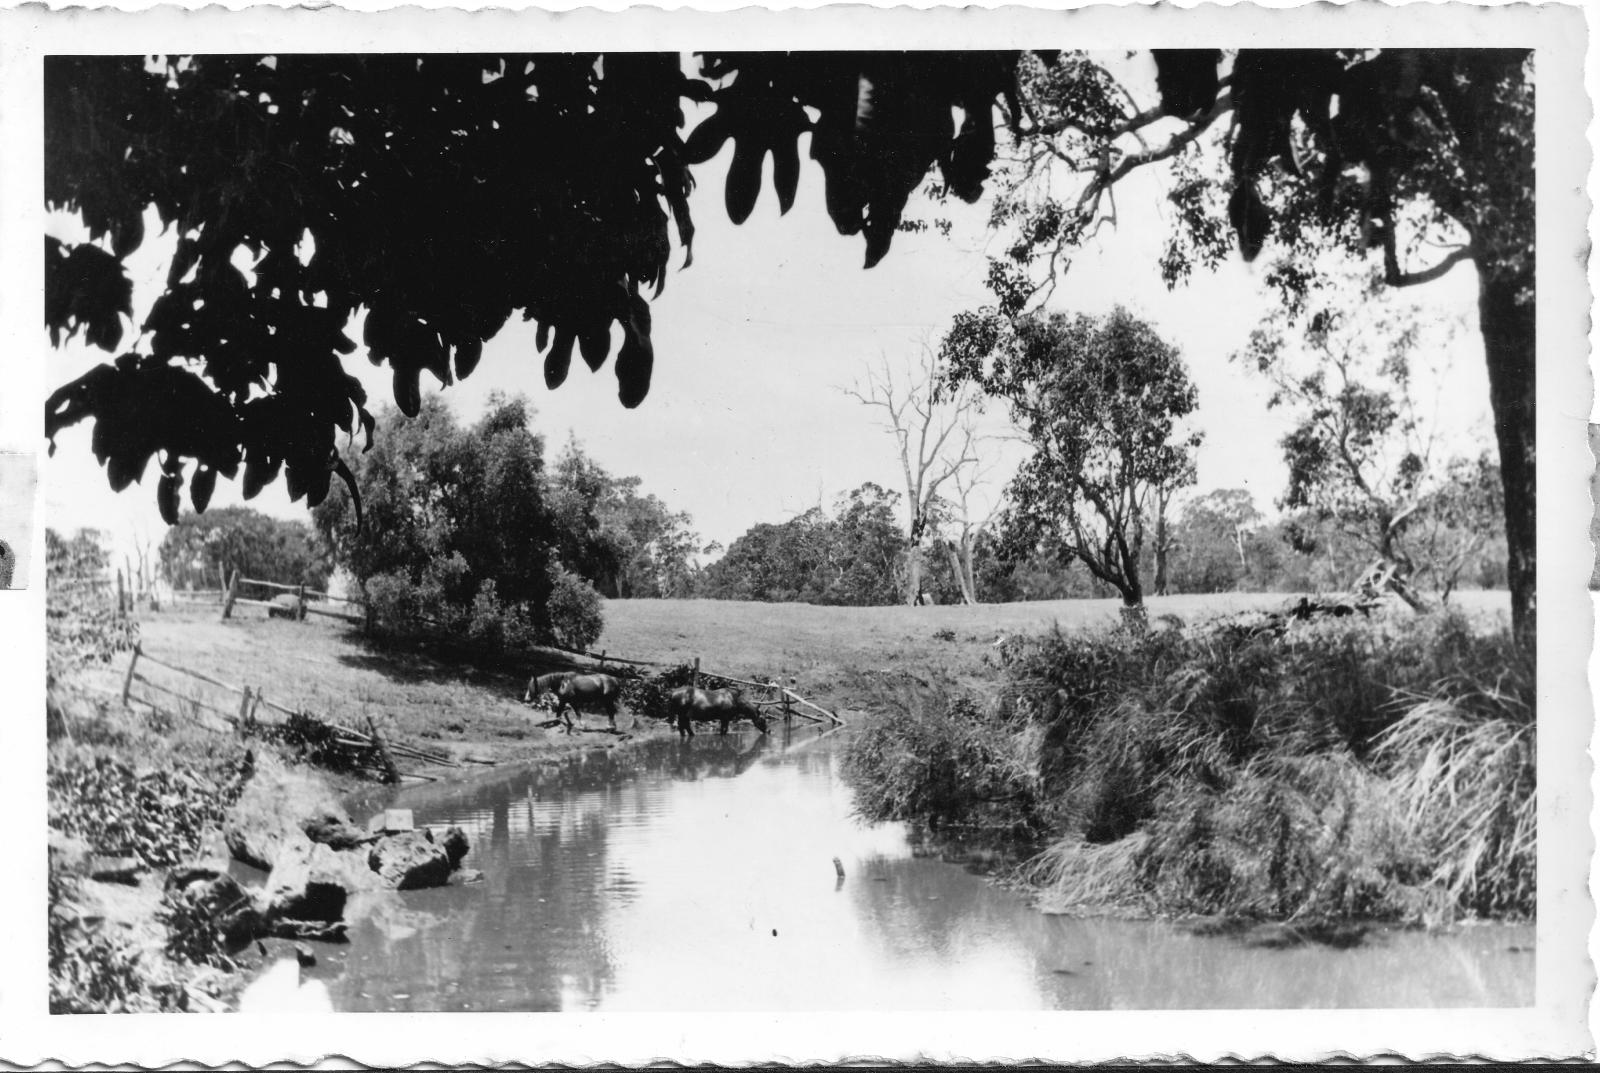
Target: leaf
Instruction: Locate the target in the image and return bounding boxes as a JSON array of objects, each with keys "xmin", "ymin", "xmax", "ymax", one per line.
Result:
[
  {"xmin": 616, "ymin": 295, "xmax": 654, "ymax": 408},
  {"xmin": 157, "ymin": 473, "xmax": 181, "ymax": 525},
  {"xmin": 681, "ymin": 112, "xmax": 732, "ymax": 165},
  {"xmin": 1228, "ymin": 185, "xmax": 1270, "ymax": 262},
  {"xmin": 333, "ymin": 456, "xmax": 364, "ymax": 530},
  {"xmin": 242, "ymin": 454, "xmax": 281, "ymax": 500},
  {"xmin": 454, "ymin": 339, "xmax": 482, "ymax": 381},
  {"xmin": 111, "ymin": 207, "xmax": 145, "ymax": 260},
  {"xmin": 190, "ymin": 466, "xmax": 217, "ymax": 513},
  {"xmin": 545, "ymin": 328, "xmax": 576, "ymax": 390},
  {"xmin": 772, "ymin": 139, "xmax": 800, "ymax": 215},
  {"xmin": 578, "ymin": 321, "xmax": 611, "ymax": 373},
  {"xmin": 725, "ymin": 143, "xmax": 764, "ymax": 226},
  {"xmin": 392, "ymin": 364, "xmax": 422, "ymax": 418},
  {"xmin": 106, "ymin": 448, "xmax": 152, "ymax": 493}
]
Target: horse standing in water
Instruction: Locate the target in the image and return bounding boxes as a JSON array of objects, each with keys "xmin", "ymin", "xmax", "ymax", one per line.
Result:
[{"xmin": 665, "ymin": 686, "xmax": 768, "ymax": 738}]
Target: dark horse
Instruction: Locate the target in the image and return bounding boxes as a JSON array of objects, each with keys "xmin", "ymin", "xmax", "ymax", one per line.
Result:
[
  {"xmin": 525, "ymin": 672, "xmax": 624, "ymax": 730},
  {"xmin": 666, "ymin": 685, "xmax": 768, "ymax": 738}
]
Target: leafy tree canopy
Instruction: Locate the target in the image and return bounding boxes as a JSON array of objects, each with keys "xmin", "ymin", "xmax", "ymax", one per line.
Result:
[
  {"xmin": 157, "ymin": 505, "xmax": 330, "ymax": 592},
  {"xmin": 700, "ymin": 482, "xmax": 906, "ymax": 606},
  {"xmin": 941, "ymin": 306, "xmax": 1201, "ymax": 609},
  {"xmin": 312, "ymin": 392, "xmax": 553, "ymax": 605},
  {"xmin": 546, "ymin": 436, "xmax": 703, "ymax": 599},
  {"xmin": 44, "ymin": 51, "xmax": 1021, "ymax": 523},
  {"xmin": 967, "ymin": 46, "xmax": 1533, "ymax": 640}
]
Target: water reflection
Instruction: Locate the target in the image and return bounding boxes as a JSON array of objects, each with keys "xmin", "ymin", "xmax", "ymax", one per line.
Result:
[{"xmin": 313, "ymin": 730, "xmax": 1534, "ymax": 1012}]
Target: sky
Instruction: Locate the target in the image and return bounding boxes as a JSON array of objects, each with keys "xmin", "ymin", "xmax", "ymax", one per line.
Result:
[{"xmin": 43, "ymin": 58, "xmax": 1493, "ymax": 571}]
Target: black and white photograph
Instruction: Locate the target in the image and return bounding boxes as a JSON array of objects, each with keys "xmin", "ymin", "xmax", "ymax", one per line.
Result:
[{"xmin": 4, "ymin": 1, "xmax": 1592, "ymax": 1064}]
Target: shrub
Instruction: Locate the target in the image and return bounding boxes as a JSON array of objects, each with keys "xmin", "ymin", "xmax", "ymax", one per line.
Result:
[
  {"xmin": 545, "ymin": 563, "xmax": 604, "ymax": 651},
  {"xmin": 365, "ymin": 556, "xmax": 603, "ymax": 660},
  {"xmin": 844, "ymin": 688, "xmax": 1044, "ymax": 832},
  {"xmin": 848, "ymin": 604, "xmax": 1533, "ymax": 925}
]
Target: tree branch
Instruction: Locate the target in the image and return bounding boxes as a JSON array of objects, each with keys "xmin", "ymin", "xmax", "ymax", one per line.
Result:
[{"xmin": 1384, "ymin": 243, "xmax": 1478, "ymax": 289}]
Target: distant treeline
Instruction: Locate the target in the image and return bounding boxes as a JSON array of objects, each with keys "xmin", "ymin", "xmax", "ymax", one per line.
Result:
[{"xmin": 697, "ymin": 482, "xmax": 1508, "ymax": 606}]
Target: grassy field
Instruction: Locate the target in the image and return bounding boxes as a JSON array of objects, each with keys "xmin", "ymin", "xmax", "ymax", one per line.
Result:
[
  {"xmin": 596, "ymin": 591, "xmax": 1508, "ymax": 710},
  {"xmin": 126, "ymin": 590, "xmax": 1510, "ymax": 766}
]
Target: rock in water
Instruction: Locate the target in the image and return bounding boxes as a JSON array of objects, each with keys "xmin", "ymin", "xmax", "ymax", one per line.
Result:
[
  {"xmin": 368, "ymin": 830, "xmax": 453, "ymax": 891},
  {"xmin": 439, "ymin": 826, "xmax": 470, "ymax": 868},
  {"xmin": 303, "ymin": 810, "xmax": 373, "ymax": 851},
  {"xmin": 263, "ymin": 837, "xmax": 354, "ymax": 923}
]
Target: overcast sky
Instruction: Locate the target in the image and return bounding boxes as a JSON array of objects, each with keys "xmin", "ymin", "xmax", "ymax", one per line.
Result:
[{"xmin": 44, "ymin": 62, "xmax": 1493, "ymax": 570}]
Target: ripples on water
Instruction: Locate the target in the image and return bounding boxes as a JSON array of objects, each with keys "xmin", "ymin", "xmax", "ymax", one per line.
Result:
[{"xmin": 312, "ymin": 728, "xmax": 1534, "ymax": 1013}]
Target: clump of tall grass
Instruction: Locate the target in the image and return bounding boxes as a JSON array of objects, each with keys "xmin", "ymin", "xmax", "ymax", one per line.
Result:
[
  {"xmin": 844, "ymin": 685, "xmax": 1045, "ymax": 833},
  {"xmin": 1372, "ymin": 676, "xmax": 1534, "ymax": 920},
  {"xmin": 852, "ymin": 605, "xmax": 1534, "ymax": 925}
]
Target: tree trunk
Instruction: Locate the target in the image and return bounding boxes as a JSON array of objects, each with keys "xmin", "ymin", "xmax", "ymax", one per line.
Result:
[
  {"xmin": 905, "ymin": 541, "xmax": 924, "ymax": 606},
  {"xmin": 946, "ymin": 539, "xmax": 977, "ymax": 605},
  {"xmin": 1479, "ymin": 267, "xmax": 1536, "ymax": 654},
  {"xmin": 1153, "ymin": 513, "xmax": 1170, "ymax": 596},
  {"xmin": 957, "ymin": 532, "xmax": 980, "ymax": 605}
]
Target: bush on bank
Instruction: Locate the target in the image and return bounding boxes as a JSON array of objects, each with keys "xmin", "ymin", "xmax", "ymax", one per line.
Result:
[{"xmin": 844, "ymin": 608, "xmax": 1532, "ymax": 926}]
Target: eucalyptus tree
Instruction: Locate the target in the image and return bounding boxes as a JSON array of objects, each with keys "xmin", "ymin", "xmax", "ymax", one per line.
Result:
[{"xmin": 941, "ymin": 307, "xmax": 1201, "ymax": 621}]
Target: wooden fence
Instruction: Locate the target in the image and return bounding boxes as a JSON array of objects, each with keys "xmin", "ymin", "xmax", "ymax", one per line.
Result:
[
  {"xmin": 118, "ymin": 642, "xmax": 476, "ymax": 784},
  {"xmin": 221, "ymin": 572, "xmax": 367, "ymax": 624}
]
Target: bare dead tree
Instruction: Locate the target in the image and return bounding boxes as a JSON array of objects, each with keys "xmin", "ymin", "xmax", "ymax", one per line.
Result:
[
  {"xmin": 845, "ymin": 343, "xmax": 984, "ymax": 605},
  {"xmin": 938, "ymin": 428, "xmax": 1011, "ymax": 605}
]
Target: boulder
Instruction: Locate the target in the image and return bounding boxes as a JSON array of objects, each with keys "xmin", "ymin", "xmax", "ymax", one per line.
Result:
[
  {"xmin": 165, "ymin": 866, "xmax": 264, "ymax": 950},
  {"xmin": 262, "ymin": 835, "xmax": 375, "ymax": 923},
  {"xmin": 303, "ymin": 809, "xmax": 374, "ymax": 851},
  {"xmin": 439, "ymin": 826, "xmax": 470, "ymax": 869},
  {"xmin": 368, "ymin": 830, "xmax": 453, "ymax": 891},
  {"xmin": 224, "ymin": 762, "xmax": 351, "ymax": 871}
]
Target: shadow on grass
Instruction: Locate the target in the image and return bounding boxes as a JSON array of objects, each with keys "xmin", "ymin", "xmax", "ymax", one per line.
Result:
[{"xmin": 334, "ymin": 635, "xmax": 602, "ymax": 690}]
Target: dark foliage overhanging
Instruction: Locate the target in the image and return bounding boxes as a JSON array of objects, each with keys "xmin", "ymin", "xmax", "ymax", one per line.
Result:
[{"xmin": 44, "ymin": 51, "xmax": 1020, "ymax": 522}]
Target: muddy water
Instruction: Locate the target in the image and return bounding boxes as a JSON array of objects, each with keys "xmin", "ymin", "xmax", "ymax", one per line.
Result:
[{"xmin": 313, "ymin": 729, "xmax": 1533, "ymax": 1012}]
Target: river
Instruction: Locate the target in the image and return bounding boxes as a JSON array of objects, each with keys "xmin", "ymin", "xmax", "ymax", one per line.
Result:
[{"xmin": 310, "ymin": 727, "xmax": 1534, "ymax": 1012}]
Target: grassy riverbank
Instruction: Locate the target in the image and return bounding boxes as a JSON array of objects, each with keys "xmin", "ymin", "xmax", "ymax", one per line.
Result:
[
  {"xmin": 841, "ymin": 593, "xmax": 1531, "ymax": 928},
  {"xmin": 50, "ymin": 588, "xmax": 1515, "ymax": 1012}
]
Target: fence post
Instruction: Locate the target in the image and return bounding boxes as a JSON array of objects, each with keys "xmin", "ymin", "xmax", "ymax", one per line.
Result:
[
  {"xmin": 367, "ymin": 716, "xmax": 400, "ymax": 785},
  {"xmin": 221, "ymin": 570, "xmax": 239, "ymax": 620},
  {"xmin": 297, "ymin": 583, "xmax": 307, "ymax": 621},
  {"xmin": 237, "ymin": 686, "xmax": 253, "ymax": 728},
  {"xmin": 120, "ymin": 643, "xmax": 142, "ymax": 706},
  {"xmin": 691, "ymin": 657, "xmax": 700, "ymax": 690},
  {"xmin": 116, "ymin": 568, "xmax": 127, "ymax": 616},
  {"xmin": 598, "ymin": 650, "xmax": 606, "ymax": 669}
]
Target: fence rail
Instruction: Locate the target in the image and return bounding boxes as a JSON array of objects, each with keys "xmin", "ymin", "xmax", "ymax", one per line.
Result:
[
  {"xmin": 222, "ymin": 572, "xmax": 370, "ymax": 624},
  {"xmin": 119, "ymin": 642, "xmax": 462, "ymax": 783}
]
